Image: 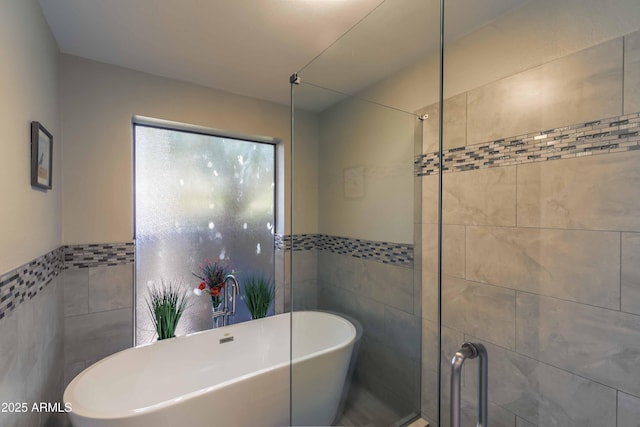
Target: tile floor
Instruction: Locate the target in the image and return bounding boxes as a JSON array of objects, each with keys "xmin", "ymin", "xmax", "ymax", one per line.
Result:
[{"xmin": 333, "ymin": 383, "xmax": 422, "ymax": 427}]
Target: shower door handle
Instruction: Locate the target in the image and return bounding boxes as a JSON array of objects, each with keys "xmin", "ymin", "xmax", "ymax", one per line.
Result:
[{"xmin": 450, "ymin": 342, "xmax": 488, "ymax": 427}]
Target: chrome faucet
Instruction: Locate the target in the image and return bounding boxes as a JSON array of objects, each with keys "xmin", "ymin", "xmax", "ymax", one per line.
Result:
[
  {"xmin": 222, "ymin": 274, "xmax": 240, "ymax": 324},
  {"xmin": 211, "ymin": 274, "xmax": 241, "ymax": 327}
]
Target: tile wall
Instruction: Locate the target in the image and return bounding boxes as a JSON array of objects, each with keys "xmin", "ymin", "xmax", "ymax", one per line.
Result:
[
  {"xmin": 282, "ymin": 234, "xmax": 421, "ymax": 417},
  {"xmin": 0, "ymin": 249, "xmax": 64, "ymax": 427},
  {"xmin": 420, "ymin": 30, "xmax": 640, "ymax": 426},
  {"xmin": 0, "ymin": 241, "xmax": 135, "ymax": 427},
  {"xmin": 61, "ymin": 243, "xmax": 134, "ymax": 387}
]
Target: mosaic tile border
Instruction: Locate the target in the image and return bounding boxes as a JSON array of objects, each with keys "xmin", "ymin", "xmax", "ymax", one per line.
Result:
[
  {"xmin": 0, "ymin": 242, "xmax": 134, "ymax": 322},
  {"xmin": 274, "ymin": 233, "xmax": 285, "ymax": 251},
  {"xmin": 318, "ymin": 235, "xmax": 414, "ymax": 267},
  {"xmin": 290, "ymin": 234, "xmax": 323, "ymax": 251},
  {"xmin": 64, "ymin": 242, "xmax": 135, "ymax": 269},
  {"xmin": 0, "ymin": 247, "xmax": 63, "ymax": 321},
  {"xmin": 415, "ymin": 112, "xmax": 640, "ymax": 176},
  {"xmin": 278, "ymin": 234, "xmax": 414, "ymax": 268}
]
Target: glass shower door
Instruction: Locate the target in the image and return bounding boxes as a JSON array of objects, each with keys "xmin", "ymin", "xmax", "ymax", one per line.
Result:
[
  {"xmin": 291, "ymin": 81, "xmax": 424, "ymax": 426},
  {"xmin": 288, "ymin": 0, "xmax": 441, "ymax": 425}
]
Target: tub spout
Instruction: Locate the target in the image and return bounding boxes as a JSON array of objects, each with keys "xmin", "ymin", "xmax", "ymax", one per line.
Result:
[{"xmin": 224, "ymin": 274, "xmax": 241, "ymax": 318}]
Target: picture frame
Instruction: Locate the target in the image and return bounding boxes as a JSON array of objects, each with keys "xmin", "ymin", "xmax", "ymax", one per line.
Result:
[{"xmin": 31, "ymin": 121, "xmax": 53, "ymax": 190}]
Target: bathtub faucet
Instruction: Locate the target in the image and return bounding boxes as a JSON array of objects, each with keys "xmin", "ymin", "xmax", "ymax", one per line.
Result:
[{"xmin": 223, "ymin": 274, "xmax": 241, "ymax": 322}]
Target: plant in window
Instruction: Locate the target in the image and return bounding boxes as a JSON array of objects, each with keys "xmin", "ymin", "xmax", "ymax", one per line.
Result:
[
  {"xmin": 243, "ymin": 275, "xmax": 274, "ymax": 320},
  {"xmin": 146, "ymin": 279, "xmax": 189, "ymax": 340},
  {"xmin": 193, "ymin": 259, "xmax": 228, "ymax": 310}
]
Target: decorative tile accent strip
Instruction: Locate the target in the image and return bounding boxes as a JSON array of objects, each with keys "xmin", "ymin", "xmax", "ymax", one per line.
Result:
[
  {"xmin": 278, "ymin": 234, "xmax": 413, "ymax": 268},
  {"xmin": 415, "ymin": 112, "xmax": 640, "ymax": 176},
  {"xmin": 64, "ymin": 242, "xmax": 135, "ymax": 269},
  {"xmin": 0, "ymin": 242, "xmax": 135, "ymax": 322},
  {"xmin": 318, "ymin": 235, "xmax": 414, "ymax": 267},
  {"xmin": 0, "ymin": 247, "xmax": 63, "ymax": 321},
  {"xmin": 274, "ymin": 233, "xmax": 286, "ymax": 251},
  {"xmin": 291, "ymin": 234, "xmax": 323, "ymax": 251}
]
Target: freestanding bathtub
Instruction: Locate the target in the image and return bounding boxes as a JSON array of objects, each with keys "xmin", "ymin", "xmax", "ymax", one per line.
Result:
[{"xmin": 64, "ymin": 311, "xmax": 356, "ymax": 427}]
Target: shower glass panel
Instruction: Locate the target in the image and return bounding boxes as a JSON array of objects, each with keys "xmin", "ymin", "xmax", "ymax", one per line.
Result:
[
  {"xmin": 440, "ymin": 1, "xmax": 640, "ymax": 426},
  {"xmin": 289, "ymin": 0, "xmax": 441, "ymax": 425},
  {"xmin": 134, "ymin": 124, "xmax": 275, "ymax": 345},
  {"xmin": 291, "ymin": 81, "xmax": 422, "ymax": 426}
]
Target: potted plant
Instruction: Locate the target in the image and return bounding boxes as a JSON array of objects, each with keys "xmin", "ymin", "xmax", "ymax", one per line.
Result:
[
  {"xmin": 146, "ymin": 279, "xmax": 189, "ymax": 340},
  {"xmin": 193, "ymin": 259, "xmax": 232, "ymax": 327},
  {"xmin": 243, "ymin": 275, "xmax": 274, "ymax": 320}
]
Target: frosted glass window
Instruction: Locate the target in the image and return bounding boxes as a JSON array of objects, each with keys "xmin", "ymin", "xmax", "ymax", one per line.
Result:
[{"xmin": 134, "ymin": 125, "xmax": 276, "ymax": 345}]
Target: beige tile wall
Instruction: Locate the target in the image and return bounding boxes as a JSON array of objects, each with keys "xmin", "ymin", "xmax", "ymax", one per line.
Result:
[
  {"xmin": 618, "ymin": 392, "xmax": 640, "ymax": 427},
  {"xmin": 0, "ymin": 278, "xmax": 64, "ymax": 427},
  {"xmin": 317, "ymin": 250, "xmax": 421, "ymax": 418},
  {"xmin": 517, "ymin": 151, "xmax": 640, "ymax": 231},
  {"xmin": 421, "ymin": 30, "xmax": 640, "ymax": 426},
  {"xmin": 622, "ymin": 233, "xmax": 640, "ymax": 315},
  {"xmin": 421, "ymin": 93, "xmax": 467, "ymax": 154},
  {"xmin": 625, "ymin": 31, "xmax": 640, "ymax": 115},
  {"xmin": 422, "ymin": 166, "xmax": 517, "ymax": 226},
  {"xmin": 465, "ymin": 226, "xmax": 620, "ymax": 308},
  {"xmin": 62, "ymin": 264, "xmax": 133, "ymax": 388},
  {"xmin": 466, "ymin": 38, "xmax": 623, "ymax": 146},
  {"xmin": 276, "ymin": 247, "xmax": 320, "ymax": 314}
]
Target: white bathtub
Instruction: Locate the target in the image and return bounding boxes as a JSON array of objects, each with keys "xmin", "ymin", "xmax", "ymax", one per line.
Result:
[{"xmin": 64, "ymin": 311, "xmax": 356, "ymax": 427}]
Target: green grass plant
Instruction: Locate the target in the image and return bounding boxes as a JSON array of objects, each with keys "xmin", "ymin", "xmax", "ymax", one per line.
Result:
[
  {"xmin": 243, "ymin": 275, "xmax": 274, "ymax": 319},
  {"xmin": 146, "ymin": 279, "xmax": 189, "ymax": 340}
]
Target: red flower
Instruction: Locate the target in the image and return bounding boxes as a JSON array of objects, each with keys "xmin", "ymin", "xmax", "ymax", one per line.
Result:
[
  {"xmin": 198, "ymin": 282, "xmax": 206, "ymax": 290},
  {"xmin": 210, "ymin": 288, "xmax": 221, "ymax": 297},
  {"xmin": 219, "ymin": 282, "xmax": 225, "ymax": 288}
]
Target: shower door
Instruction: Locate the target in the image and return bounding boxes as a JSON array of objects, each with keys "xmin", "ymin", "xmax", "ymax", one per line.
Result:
[
  {"xmin": 291, "ymin": 81, "xmax": 424, "ymax": 425},
  {"xmin": 289, "ymin": 0, "xmax": 442, "ymax": 425},
  {"xmin": 437, "ymin": 1, "xmax": 640, "ymax": 426}
]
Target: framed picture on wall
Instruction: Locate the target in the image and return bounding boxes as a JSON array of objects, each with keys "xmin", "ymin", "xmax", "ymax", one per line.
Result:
[{"xmin": 31, "ymin": 121, "xmax": 53, "ymax": 190}]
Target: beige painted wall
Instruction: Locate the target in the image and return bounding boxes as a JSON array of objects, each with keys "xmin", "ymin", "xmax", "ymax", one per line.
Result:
[
  {"xmin": 0, "ymin": 0, "xmax": 60, "ymax": 274},
  {"xmin": 292, "ymin": 109, "xmax": 319, "ymax": 234},
  {"xmin": 60, "ymin": 55, "xmax": 318, "ymax": 244},
  {"xmin": 317, "ymin": 95, "xmax": 415, "ymax": 243}
]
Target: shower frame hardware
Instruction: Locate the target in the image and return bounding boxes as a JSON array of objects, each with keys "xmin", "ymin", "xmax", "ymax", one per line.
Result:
[{"xmin": 450, "ymin": 342, "xmax": 488, "ymax": 427}]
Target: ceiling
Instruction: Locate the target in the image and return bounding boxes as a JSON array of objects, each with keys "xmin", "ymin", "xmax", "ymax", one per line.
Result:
[{"xmin": 39, "ymin": 0, "xmax": 529, "ymax": 112}]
